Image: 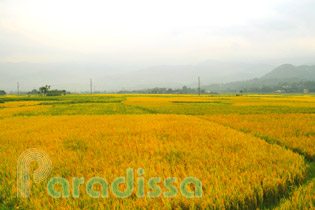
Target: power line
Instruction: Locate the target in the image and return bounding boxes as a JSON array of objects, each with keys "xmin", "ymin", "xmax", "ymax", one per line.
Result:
[
  {"xmin": 199, "ymin": 77, "xmax": 201, "ymax": 94},
  {"xmin": 90, "ymin": 78, "xmax": 92, "ymax": 94},
  {"xmin": 17, "ymin": 82, "xmax": 20, "ymax": 95}
]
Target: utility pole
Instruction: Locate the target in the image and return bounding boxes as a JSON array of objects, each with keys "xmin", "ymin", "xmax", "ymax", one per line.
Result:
[
  {"xmin": 17, "ymin": 82, "xmax": 20, "ymax": 96},
  {"xmin": 198, "ymin": 76, "xmax": 200, "ymax": 96},
  {"xmin": 90, "ymin": 78, "xmax": 93, "ymax": 94}
]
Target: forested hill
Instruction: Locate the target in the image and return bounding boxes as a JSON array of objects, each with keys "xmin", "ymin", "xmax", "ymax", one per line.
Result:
[
  {"xmin": 204, "ymin": 64, "xmax": 315, "ymax": 93},
  {"xmin": 262, "ymin": 64, "xmax": 315, "ymax": 80}
]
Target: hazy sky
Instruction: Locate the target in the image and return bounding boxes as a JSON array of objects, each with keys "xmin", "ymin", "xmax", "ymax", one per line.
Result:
[{"xmin": 1, "ymin": 0, "xmax": 315, "ymax": 66}]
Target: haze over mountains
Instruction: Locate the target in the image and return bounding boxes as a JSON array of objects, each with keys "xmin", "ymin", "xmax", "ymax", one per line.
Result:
[
  {"xmin": 205, "ymin": 64, "xmax": 315, "ymax": 92},
  {"xmin": 1, "ymin": 59, "xmax": 315, "ymax": 93},
  {"xmin": 262, "ymin": 64, "xmax": 315, "ymax": 80},
  {"xmin": 0, "ymin": 60, "xmax": 275, "ymax": 92}
]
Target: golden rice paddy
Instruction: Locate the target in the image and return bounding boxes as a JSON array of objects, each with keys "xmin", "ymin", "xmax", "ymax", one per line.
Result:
[{"xmin": 0, "ymin": 94, "xmax": 315, "ymax": 209}]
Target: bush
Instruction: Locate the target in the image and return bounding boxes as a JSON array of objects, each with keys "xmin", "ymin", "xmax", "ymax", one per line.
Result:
[{"xmin": 46, "ymin": 89, "xmax": 66, "ymax": 96}]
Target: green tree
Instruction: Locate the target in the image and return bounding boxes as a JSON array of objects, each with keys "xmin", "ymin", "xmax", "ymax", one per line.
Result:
[
  {"xmin": 46, "ymin": 89, "xmax": 66, "ymax": 96},
  {"xmin": 39, "ymin": 85, "xmax": 50, "ymax": 95},
  {"xmin": 28, "ymin": 89, "xmax": 39, "ymax": 95}
]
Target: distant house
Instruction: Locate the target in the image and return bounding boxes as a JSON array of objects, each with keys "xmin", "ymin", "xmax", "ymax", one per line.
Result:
[{"xmin": 304, "ymin": 89, "xmax": 309, "ymax": 93}]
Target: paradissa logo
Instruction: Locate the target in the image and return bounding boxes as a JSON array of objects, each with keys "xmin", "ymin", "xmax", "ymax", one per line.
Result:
[{"xmin": 18, "ymin": 148, "xmax": 202, "ymax": 199}]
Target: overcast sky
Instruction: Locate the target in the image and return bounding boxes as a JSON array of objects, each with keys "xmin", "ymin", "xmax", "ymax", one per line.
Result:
[{"xmin": 1, "ymin": 0, "xmax": 315, "ymax": 67}]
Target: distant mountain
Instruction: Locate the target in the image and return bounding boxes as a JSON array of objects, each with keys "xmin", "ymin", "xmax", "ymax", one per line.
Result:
[
  {"xmin": 102, "ymin": 61, "xmax": 274, "ymax": 90},
  {"xmin": 204, "ymin": 64, "xmax": 315, "ymax": 92},
  {"xmin": 0, "ymin": 61, "xmax": 275, "ymax": 92},
  {"xmin": 261, "ymin": 64, "xmax": 315, "ymax": 80}
]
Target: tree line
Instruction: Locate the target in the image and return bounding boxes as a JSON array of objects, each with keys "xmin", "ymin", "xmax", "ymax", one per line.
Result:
[
  {"xmin": 28, "ymin": 85, "xmax": 67, "ymax": 96},
  {"xmin": 117, "ymin": 86, "xmax": 207, "ymax": 94}
]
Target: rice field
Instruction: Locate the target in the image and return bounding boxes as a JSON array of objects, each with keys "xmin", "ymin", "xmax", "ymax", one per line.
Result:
[
  {"xmin": 203, "ymin": 114, "xmax": 315, "ymax": 160},
  {"xmin": 0, "ymin": 94, "xmax": 315, "ymax": 209}
]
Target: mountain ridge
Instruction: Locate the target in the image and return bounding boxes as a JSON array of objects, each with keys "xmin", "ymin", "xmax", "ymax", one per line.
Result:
[
  {"xmin": 0, "ymin": 61, "xmax": 274, "ymax": 92},
  {"xmin": 204, "ymin": 64, "xmax": 315, "ymax": 92}
]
